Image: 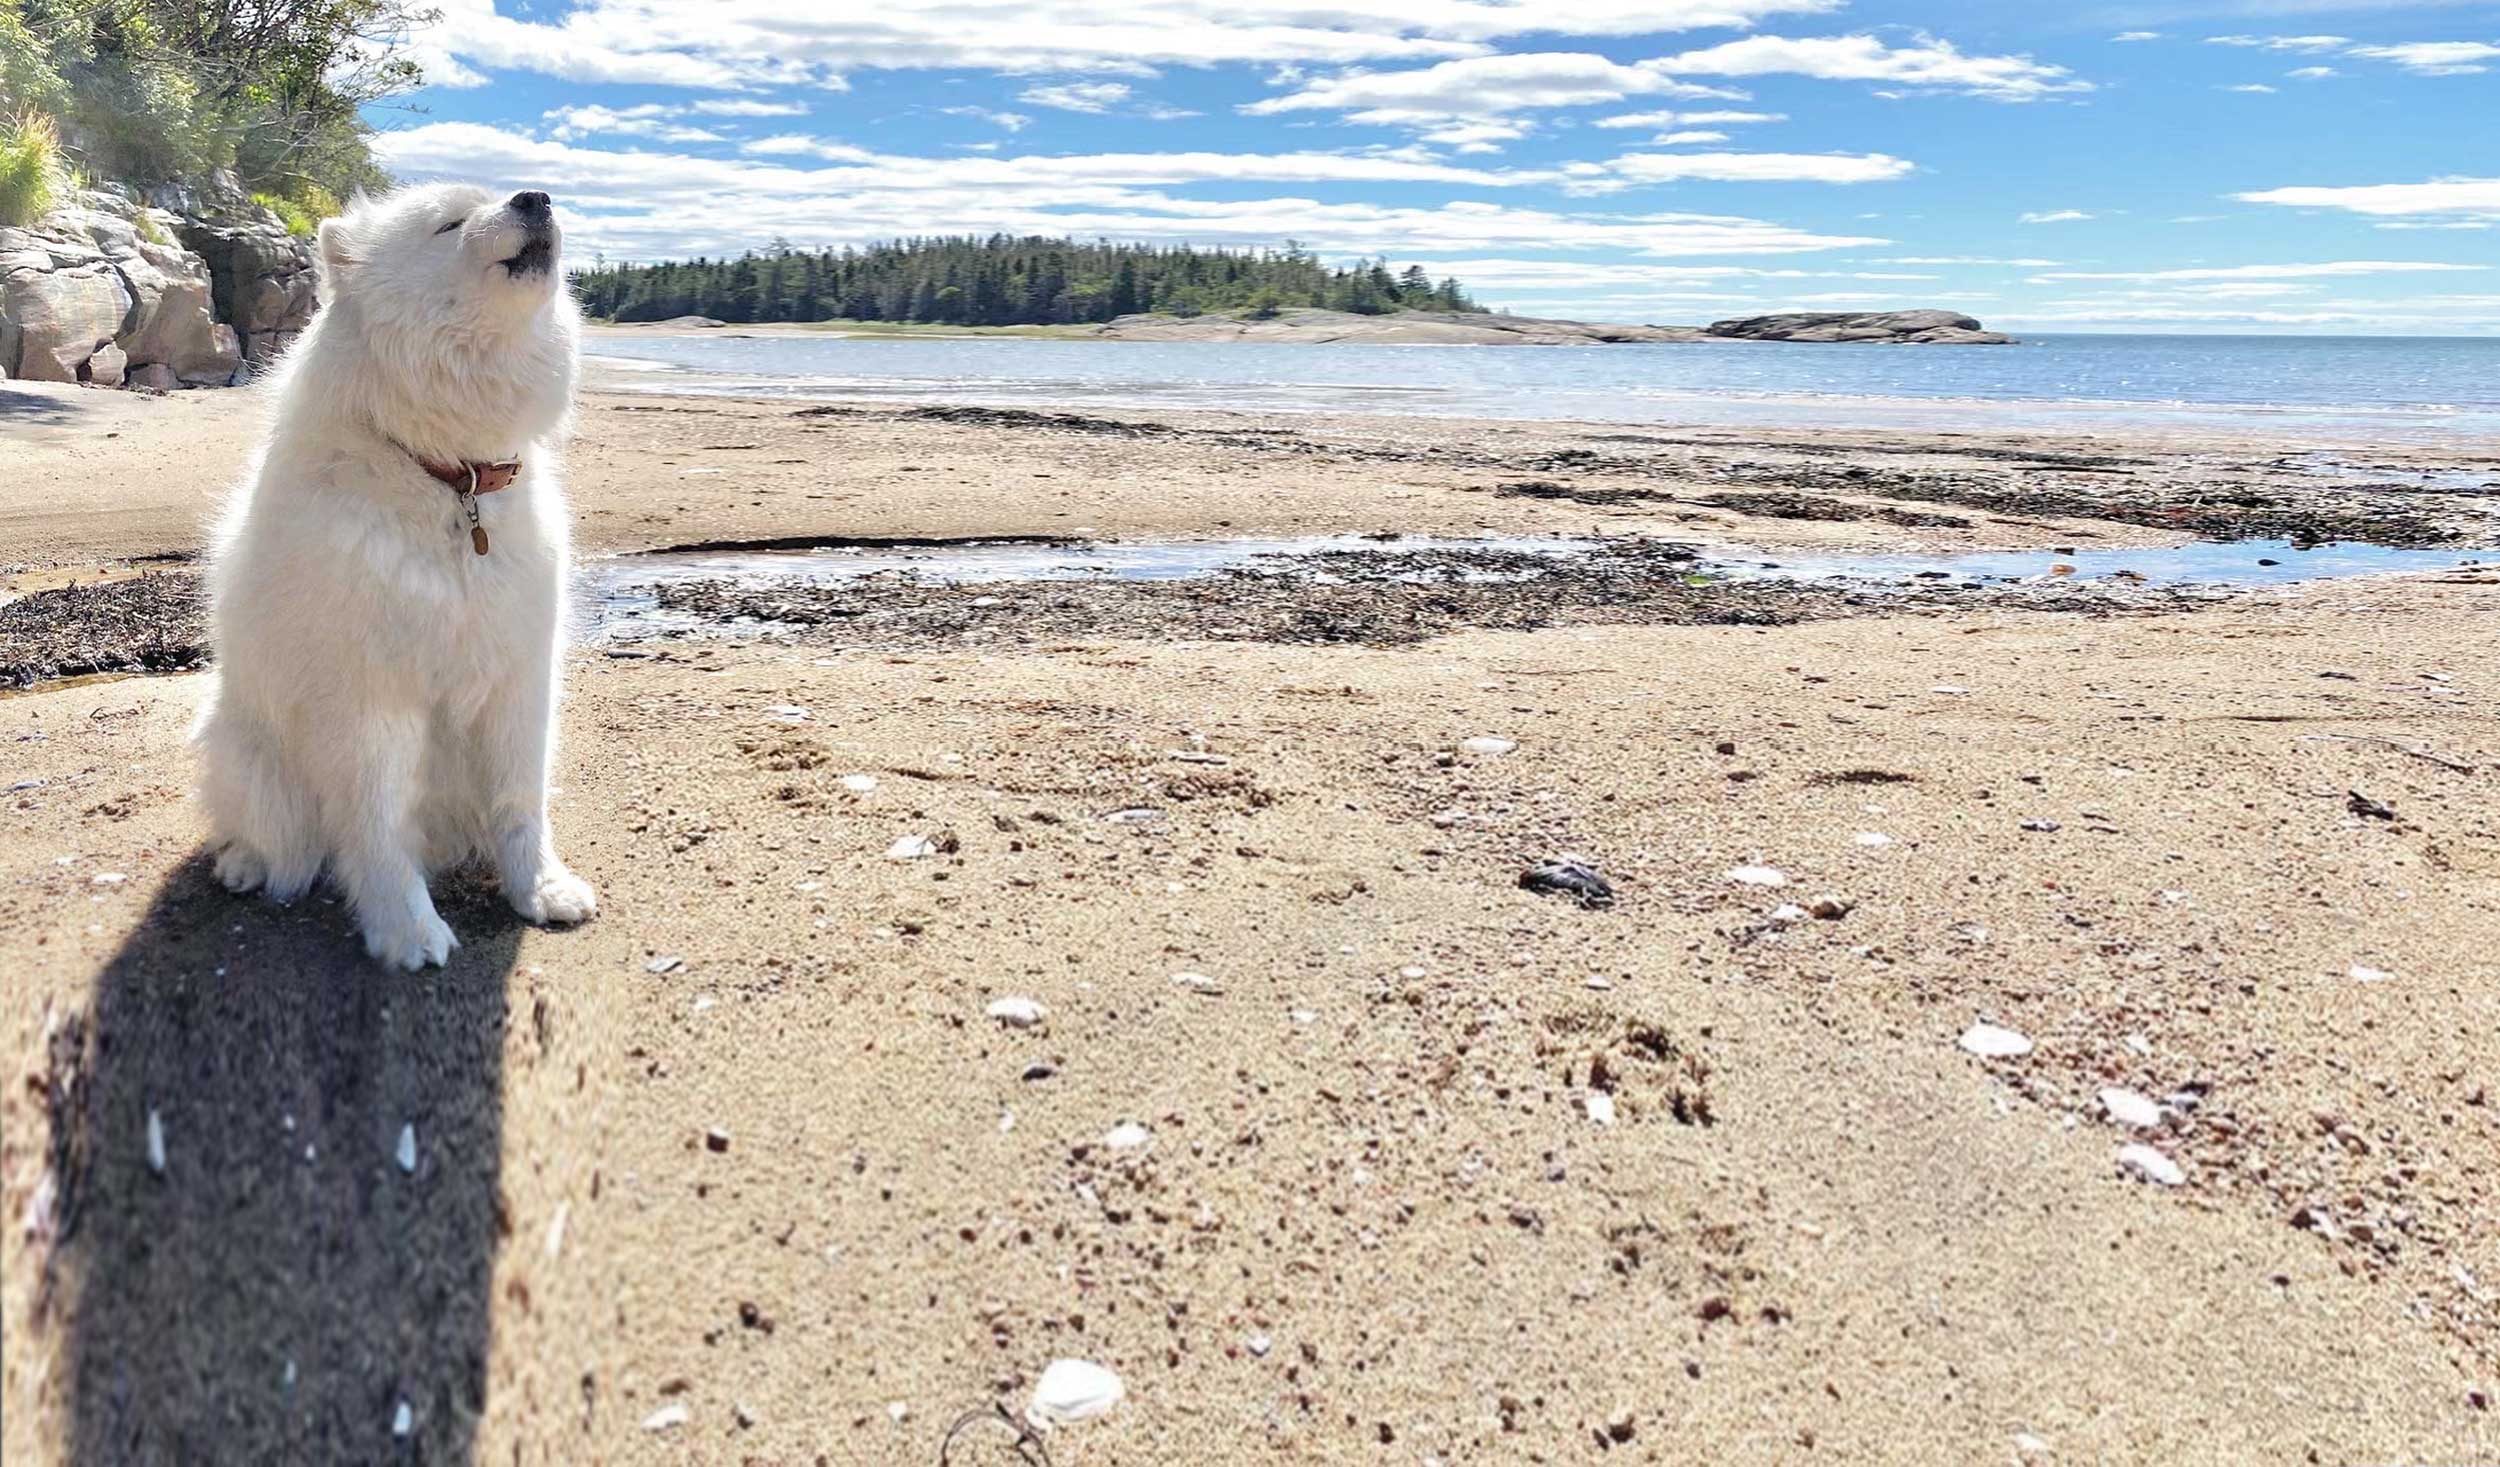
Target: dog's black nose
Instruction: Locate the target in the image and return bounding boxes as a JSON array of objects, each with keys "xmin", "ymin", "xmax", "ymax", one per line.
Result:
[{"xmin": 510, "ymin": 191, "xmax": 551, "ymax": 216}]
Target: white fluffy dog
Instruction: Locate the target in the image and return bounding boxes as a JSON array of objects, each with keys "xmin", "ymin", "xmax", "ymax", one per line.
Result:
[{"xmin": 195, "ymin": 182, "xmax": 595, "ymax": 969}]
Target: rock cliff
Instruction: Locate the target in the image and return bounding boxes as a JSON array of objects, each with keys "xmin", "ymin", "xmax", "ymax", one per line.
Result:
[{"xmin": 0, "ymin": 177, "xmax": 316, "ymax": 389}]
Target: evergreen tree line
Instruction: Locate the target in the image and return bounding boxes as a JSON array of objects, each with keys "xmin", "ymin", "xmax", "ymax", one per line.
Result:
[{"xmin": 569, "ymin": 235, "xmax": 1487, "ymax": 326}]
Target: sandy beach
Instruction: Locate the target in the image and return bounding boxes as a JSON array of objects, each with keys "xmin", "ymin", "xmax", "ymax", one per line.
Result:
[{"xmin": 3, "ymin": 374, "xmax": 2496, "ymax": 1464}]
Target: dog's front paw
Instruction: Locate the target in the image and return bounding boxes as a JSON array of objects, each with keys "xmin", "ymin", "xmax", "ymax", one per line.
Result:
[
  {"xmin": 362, "ymin": 909, "xmax": 459, "ymax": 971},
  {"xmin": 513, "ymin": 867, "xmax": 598, "ymax": 926},
  {"xmin": 215, "ymin": 845, "xmax": 267, "ymax": 894}
]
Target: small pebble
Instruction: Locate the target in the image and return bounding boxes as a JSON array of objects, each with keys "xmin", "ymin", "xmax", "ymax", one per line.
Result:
[
  {"xmin": 1808, "ymin": 895, "xmax": 1853, "ymax": 920},
  {"xmin": 1171, "ymin": 971, "xmax": 1223, "ymax": 994},
  {"xmin": 1246, "ymin": 1333, "xmax": 1273, "ymax": 1357},
  {"xmin": 2117, "ymin": 1143, "xmax": 2186, "ymax": 1187},
  {"xmin": 1852, "ymin": 832, "xmax": 1893, "ymax": 847},
  {"xmin": 393, "ymin": 1400, "xmax": 414, "ymax": 1438},
  {"xmin": 395, "ymin": 1123, "xmax": 417, "ymax": 1175},
  {"xmin": 1028, "ymin": 1359, "xmax": 1125, "ymax": 1429},
  {"xmin": 1460, "ymin": 736, "xmax": 1517, "ymax": 756},
  {"xmin": 1958, "ymin": 1022, "xmax": 2033, "ymax": 1059},
  {"xmin": 1768, "ymin": 904, "xmax": 1809, "ymax": 925},
  {"xmin": 986, "ymin": 996, "xmax": 1047, "ymax": 1027},
  {"xmin": 886, "ymin": 834, "xmax": 939, "ymax": 860},
  {"xmin": 1726, "ymin": 865, "xmax": 1788, "ymax": 888},
  {"xmin": 2349, "ymin": 965, "xmax": 2393, "ymax": 983},
  {"xmin": 1929, "ymin": 684, "xmax": 1971, "ymax": 695},
  {"xmin": 2098, "ymin": 1088, "xmax": 2163, "ymax": 1130},
  {"xmin": 762, "ymin": 705, "xmax": 809, "ymax": 722},
  {"xmin": 840, "ymin": 773, "xmax": 879, "ymax": 793},
  {"xmin": 146, "ymin": 1109, "xmax": 166, "ymax": 1175},
  {"xmin": 1586, "ymin": 1092, "xmax": 1616, "ymax": 1126},
  {"xmin": 644, "ymin": 954, "xmax": 684, "ymax": 975},
  {"xmin": 91, "ymin": 872, "xmax": 128, "ymax": 886},
  {"xmin": 704, "ymin": 1127, "xmax": 731, "ymax": 1153},
  {"xmin": 887, "ymin": 1401, "xmax": 910, "ymax": 1424},
  {"xmin": 642, "ymin": 1403, "xmax": 690, "ymax": 1432},
  {"xmin": 2020, "ymin": 818, "xmax": 2062, "ymax": 833},
  {"xmin": 1103, "ymin": 1121, "xmax": 1152, "ymax": 1151}
]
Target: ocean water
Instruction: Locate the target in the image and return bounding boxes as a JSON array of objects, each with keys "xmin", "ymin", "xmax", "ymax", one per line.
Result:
[{"xmin": 587, "ymin": 330, "xmax": 2500, "ymax": 445}]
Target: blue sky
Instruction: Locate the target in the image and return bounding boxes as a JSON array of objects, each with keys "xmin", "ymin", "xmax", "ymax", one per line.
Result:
[{"xmin": 372, "ymin": 0, "xmax": 2500, "ymax": 332}]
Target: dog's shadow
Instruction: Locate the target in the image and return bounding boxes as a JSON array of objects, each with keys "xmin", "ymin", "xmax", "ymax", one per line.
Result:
[{"xmin": 53, "ymin": 850, "xmax": 521, "ymax": 1464}]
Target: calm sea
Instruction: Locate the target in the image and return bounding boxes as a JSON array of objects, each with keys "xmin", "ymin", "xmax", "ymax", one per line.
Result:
[{"xmin": 587, "ymin": 331, "xmax": 2500, "ymax": 446}]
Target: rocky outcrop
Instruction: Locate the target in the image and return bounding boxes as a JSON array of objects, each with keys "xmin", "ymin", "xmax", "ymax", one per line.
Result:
[
  {"xmin": 0, "ymin": 186, "xmax": 314, "ymax": 387},
  {"xmin": 1091, "ymin": 307, "xmax": 1708, "ymax": 346},
  {"xmin": 175, "ymin": 216, "xmax": 316, "ymax": 363},
  {"xmin": 1703, "ymin": 309, "xmax": 2013, "ymax": 345},
  {"xmin": 1081, "ymin": 305, "xmax": 2011, "ymax": 346}
]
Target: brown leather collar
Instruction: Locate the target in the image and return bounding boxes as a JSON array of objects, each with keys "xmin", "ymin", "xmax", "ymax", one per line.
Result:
[{"xmin": 411, "ymin": 454, "xmax": 522, "ymax": 495}]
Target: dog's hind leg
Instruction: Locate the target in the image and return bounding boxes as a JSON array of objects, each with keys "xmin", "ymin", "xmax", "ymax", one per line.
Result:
[
  {"xmin": 326, "ymin": 708, "xmax": 457, "ymax": 970},
  {"xmin": 197, "ymin": 706, "xmax": 324, "ymax": 902}
]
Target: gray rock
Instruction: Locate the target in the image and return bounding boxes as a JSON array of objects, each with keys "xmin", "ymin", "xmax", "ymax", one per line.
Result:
[
  {"xmin": 126, "ymin": 361, "xmax": 179, "ymax": 392},
  {"xmin": 3, "ymin": 259, "xmax": 132, "ymax": 380},
  {"xmin": 85, "ymin": 341, "xmax": 126, "ymax": 386},
  {"xmin": 1704, "ymin": 309, "xmax": 2014, "ymax": 345},
  {"xmin": 176, "ymin": 322, "xmax": 243, "ymax": 386}
]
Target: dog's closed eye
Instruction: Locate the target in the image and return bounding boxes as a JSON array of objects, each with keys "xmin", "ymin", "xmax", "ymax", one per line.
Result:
[{"xmin": 435, "ymin": 217, "xmax": 465, "ymax": 235}]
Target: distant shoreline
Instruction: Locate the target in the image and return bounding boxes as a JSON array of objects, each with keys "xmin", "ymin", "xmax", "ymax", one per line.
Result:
[{"xmin": 587, "ymin": 306, "xmax": 2016, "ymax": 347}]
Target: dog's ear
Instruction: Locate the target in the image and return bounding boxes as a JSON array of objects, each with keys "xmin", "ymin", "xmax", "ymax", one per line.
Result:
[{"xmin": 315, "ymin": 216, "xmax": 362, "ymax": 297}]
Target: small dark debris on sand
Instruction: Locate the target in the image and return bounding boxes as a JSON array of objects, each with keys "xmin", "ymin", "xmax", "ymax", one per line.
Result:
[
  {"xmin": 642, "ymin": 540, "xmax": 1832, "ymax": 649},
  {"xmin": 1520, "ymin": 860, "xmax": 1616, "ymax": 908},
  {"xmin": 1700, "ymin": 490, "xmax": 1970, "ymax": 529},
  {"xmin": 0, "ymin": 574, "xmax": 205, "ymax": 687},
  {"xmin": 1496, "ymin": 480, "xmax": 1682, "ymax": 509}
]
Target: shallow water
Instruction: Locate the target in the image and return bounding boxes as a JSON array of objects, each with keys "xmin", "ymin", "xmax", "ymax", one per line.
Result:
[{"xmin": 587, "ymin": 332, "xmax": 2500, "ymax": 445}]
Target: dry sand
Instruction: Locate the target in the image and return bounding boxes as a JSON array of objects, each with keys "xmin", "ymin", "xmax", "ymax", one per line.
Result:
[{"xmin": 2, "ymin": 374, "xmax": 2496, "ymax": 1465}]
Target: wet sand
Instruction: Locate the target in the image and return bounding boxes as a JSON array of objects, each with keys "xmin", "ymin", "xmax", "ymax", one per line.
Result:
[{"xmin": 2, "ymin": 376, "xmax": 2496, "ymax": 1464}]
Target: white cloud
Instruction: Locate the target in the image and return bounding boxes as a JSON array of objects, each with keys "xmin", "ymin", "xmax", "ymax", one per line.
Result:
[
  {"xmin": 2284, "ymin": 65, "xmax": 2337, "ymax": 78},
  {"xmin": 1592, "ymin": 151, "xmax": 1915, "ymax": 186},
  {"xmin": 2205, "ymin": 33, "xmax": 2349, "ymax": 51},
  {"xmin": 373, "ymin": 121, "xmax": 1890, "ymax": 260},
  {"xmin": 2234, "ymin": 176, "xmax": 2500, "ymax": 218},
  {"xmin": 1649, "ymin": 130, "xmax": 1733, "ymax": 144},
  {"xmin": 2223, "ymin": 82, "xmax": 2279, "ymax": 91},
  {"xmin": 1020, "ymin": 81, "xmax": 1133, "ymax": 112},
  {"xmin": 942, "ymin": 106, "xmax": 1033, "ymax": 131},
  {"xmin": 1417, "ymin": 120, "xmax": 1532, "ymax": 152},
  {"xmin": 542, "ymin": 104, "xmax": 726, "ymax": 143},
  {"xmin": 2111, "ymin": 30, "xmax": 2163, "ymax": 42},
  {"xmin": 2345, "ymin": 40, "xmax": 2500, "ymax": 74},
  {"xmin": 1244, "ymin": 53, "xmax": 1746, "ymax": 126},
  {"xmin": 403, "ymin": 0, "xmax": 1840, "ymax": 89},
  {"xmin": 2031, "ymin": 261, "xmax": 2485, "ymax": 281},
  {"xmin": 1649, "ymin": 33, "xmax": 2090, "ymax": 100},
  {"xmin": 2019, "ymin": 209, "xmax": 2095, "ymax": 223},
  {"xmin": 689, "ymin": 98, "xmax": 809, "ymax": 117},
  {"xmin": 1879, "ymin": 255, "xmax": 2062, "ymax": 265},
  {"xmin": 1594, "ymin": 109, "xmax": 1783, "ymax": 127}
]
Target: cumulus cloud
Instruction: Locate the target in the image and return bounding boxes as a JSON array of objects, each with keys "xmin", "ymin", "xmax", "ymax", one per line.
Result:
[
  {"xmin": 1244, "ymin": 52, "xmax": 1747, "ymax": 127},
  {"xmin": 2233, "ymin": 176, "xmax": 2500, "ymax": 218},
  {"xmin": 2110, "ymin": 31, "xmax": 2162, "ymax": 42},
  {"xmin": 2018, "ymin": 209, "xmax": 2095, "ymax": 223},
  {"xmin": 2345, "ymin": 40, "xmax": 2500, "ymax": 75},
  {"xmin": 1589, "ymin": 151, "xmax": 1916, "ymax": 187},
  {"xmin": 941, "ymin": 106, "xmax": 1033, "ymax": 131},
  {"xmin": 2284, "ymin": 65, "xmax": 2337, "ymax": 79},
  {"xmin": 401, "ymin": 0, "xmax": 1840, "ymax": 89},
  {"xmin": 2223, "ymin": 83, "xmax": 2279, "ymax": 92},
  {"xmin": 1019, "ymin": 82, "xmax": 1133, "ymax": 112},
  {"xmin": 1878, "ymin": 255, "xmax": 2062, "ymax": 265},
  {"xmin": 542, "ymin": 104, "xmax": 726, "ymax": 143},
  {"xmin": 1648, "ymin": 33, "xmax": 2090, "ymax": 100}
]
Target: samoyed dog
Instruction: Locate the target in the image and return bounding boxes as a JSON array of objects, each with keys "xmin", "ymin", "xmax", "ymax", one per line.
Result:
[{"xmin": 195, "ymin": 183, "xmax": 595, "ymax": 969}]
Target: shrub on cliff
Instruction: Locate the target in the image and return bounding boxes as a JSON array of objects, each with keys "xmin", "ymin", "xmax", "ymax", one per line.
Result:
[{"xmin": 0, "ymin": 108, "xmax": 65, "ymax": 226}]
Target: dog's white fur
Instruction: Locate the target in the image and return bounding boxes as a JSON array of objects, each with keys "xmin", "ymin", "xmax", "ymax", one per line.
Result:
[{"xmin": 195, "ymin": 182, "xmax": 594, "ymax": 969}]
